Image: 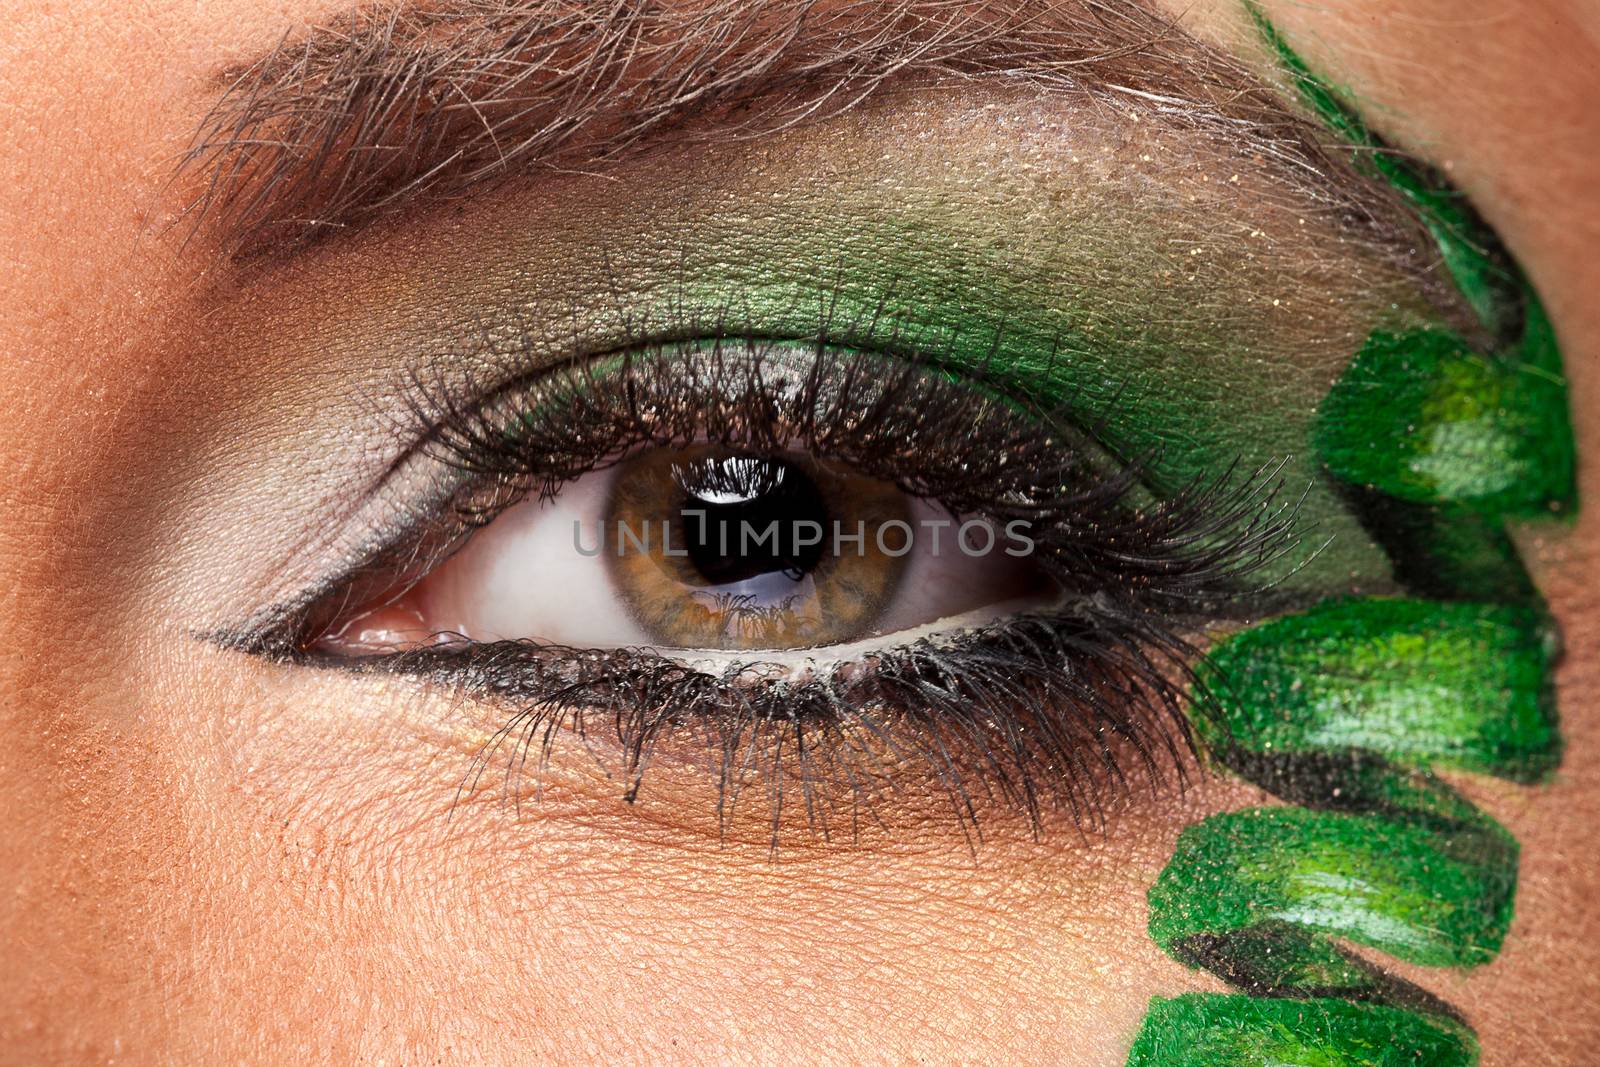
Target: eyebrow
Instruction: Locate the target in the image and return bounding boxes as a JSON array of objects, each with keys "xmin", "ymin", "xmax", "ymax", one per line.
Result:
[{"xmin": 180, "ymin": 0, "xmax": 1398, "ymax": 260}]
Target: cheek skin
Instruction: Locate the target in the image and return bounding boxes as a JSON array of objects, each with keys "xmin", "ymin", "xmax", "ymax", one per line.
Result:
[{"xmin": 66, "ymin": 649, "xmax": 1273, "ymax": 1063}]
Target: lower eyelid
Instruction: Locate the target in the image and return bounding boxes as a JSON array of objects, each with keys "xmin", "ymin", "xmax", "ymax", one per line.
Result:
[{"xmin": 656, "ymin": 594, "xmax": 1061, "ymax": 676}]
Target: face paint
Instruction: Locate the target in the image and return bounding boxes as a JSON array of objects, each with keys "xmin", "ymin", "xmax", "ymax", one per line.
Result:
[
  {"xmin": 1317, "ymin": 313, "xmax": 1573, "ymax": 516},
  {"xmin": 1196, "ymin": 598, "xmax": 1559, "ymax": 783},
  {"xmin": 1244, "ymin": 1, "xmax": 1524, "ymax": 339},
  {"xmin": 1128, "ymin": 995, "xmax": 1476, "ymax": 1067},
  {"xmin": 1150, "ymin": 778, "xmax": 1518, "ymax": 971},
  {"xmin": 1126, "ymin": 7, "xmax": 1578, "ymax": 1064}
]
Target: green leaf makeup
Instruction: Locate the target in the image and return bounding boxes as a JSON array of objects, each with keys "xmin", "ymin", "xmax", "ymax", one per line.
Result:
[
  {"xmin": 1127, "ymin": 7, "xmax": 1576, "ymax": 1064},
  {"xmin": 175, "ymin": 4, "xmax": 1578, "ymax": 1062}
]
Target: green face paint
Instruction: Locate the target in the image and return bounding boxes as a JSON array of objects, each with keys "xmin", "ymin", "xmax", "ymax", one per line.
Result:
[
  {"xmin": 1146, "ymin": 752, "xmax": 1520, "ymax": 1011},
  {"xmin": 1196, "ymin": 598, "xmax": 1559, "ymax": 782},
  {"xmin": 1126, "ymin": 8, "xmax": 1578, "ymax": 1066},
  {"xmin": 1244, "ymin": 1, "xmax": 1521, "ymax": 338},
  {"xmin": 1151, "ymin": 803, "xmax": 1516, "ymax": 970},
  {"xmin": 1247, "ymin": 0, "xmax": 1576, "ymax": 520},
  {"xmin": 1317, "ymin": 313, "xmax": 1574, "ymax": 516},
  {"xmin": 1128, "ymin": 995, "xmax": 1476, "ymax": 1067}
]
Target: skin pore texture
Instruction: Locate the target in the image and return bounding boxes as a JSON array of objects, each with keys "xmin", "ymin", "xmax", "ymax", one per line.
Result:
[{"xmin": 2, "ymin": 3, "xmax": 1599, "ymax": 1067}]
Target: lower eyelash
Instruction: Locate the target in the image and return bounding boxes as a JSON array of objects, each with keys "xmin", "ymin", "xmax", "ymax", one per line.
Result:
[{"xmin": 359, "ymin": 604, "xmax": 1212, "ymax": 841}]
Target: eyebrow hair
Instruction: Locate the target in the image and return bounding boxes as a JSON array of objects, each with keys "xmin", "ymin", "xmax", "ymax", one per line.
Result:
[{"xmin": 180, "ymin": 0, "xmax": 1410, "ymax": 261}]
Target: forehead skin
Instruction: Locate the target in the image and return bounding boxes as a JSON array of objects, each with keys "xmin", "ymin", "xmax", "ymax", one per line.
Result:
[{"xmin": 1, "ymin": 1, "xmax": 1598, "ymax": 1064}]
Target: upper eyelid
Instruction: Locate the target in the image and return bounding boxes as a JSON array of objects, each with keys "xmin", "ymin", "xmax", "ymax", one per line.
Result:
[
  {"xmin": 187, "ymin": 39, "xmax": 1510, "ymax": 652},
  {"xmin": 200, "ymin": 151, "xmax": 1457, "ymax": 648},
  {"xmin": 207, "ymin": 314, "xmax": 1069, "ymax": 653},
  {"xmin": 178, "ymin": 0, "xmax": 1390, "ymax": 262}
]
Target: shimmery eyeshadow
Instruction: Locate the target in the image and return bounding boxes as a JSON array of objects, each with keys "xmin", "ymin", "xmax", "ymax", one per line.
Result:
[
  {"xmin": 155, "ymin": 21, "xmax": 1574, "ymax": 1064},
  {"xmin": 176, "ymin": 77, "xmax": 1490, "ymax": 620},
  {"xmin": 1128, "ymin": 995, "xmax": 1475, "ymax": 1067},
  {"xmin": 1195, "ymin": 598, "xmax": 1560, "ymax": 782}
]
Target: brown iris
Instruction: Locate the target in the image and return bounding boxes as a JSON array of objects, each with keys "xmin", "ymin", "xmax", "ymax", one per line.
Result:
[{"xmin": 605, "ymin": 445, "xmax": 913, "ymax": 649}]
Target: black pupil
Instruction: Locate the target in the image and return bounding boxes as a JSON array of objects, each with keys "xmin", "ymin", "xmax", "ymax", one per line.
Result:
[{"xmin": 674, "ymin": 455, "xmax": 829, "ymax": 586}]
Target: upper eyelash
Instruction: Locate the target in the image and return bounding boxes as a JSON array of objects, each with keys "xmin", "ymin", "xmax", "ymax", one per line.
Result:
[
  {"xmin": 211, "ymin": 308, "xmax": 1300, "ymax": 659},
  {"xmin": 406, "ymin": 337, "xmax": 1306, "ymax": 611}
]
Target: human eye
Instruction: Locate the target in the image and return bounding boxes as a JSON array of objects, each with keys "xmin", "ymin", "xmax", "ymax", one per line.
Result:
[
  {"xmin": 237, "ymin": 331, "xmax": 1301, "ymax": 832},
  {"xmin": 172, "ymin": 3, "xmax": 1583, "ymax": 1061},
  {"xmin": 316, "ymin": 343, "xmax": 1066, "ymax": 655},
  {"xmin": 15, "ymin": 0, "xmax": 1600, "ymax": 1056}
]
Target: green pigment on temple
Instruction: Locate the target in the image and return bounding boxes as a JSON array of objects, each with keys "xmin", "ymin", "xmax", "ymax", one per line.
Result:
[
  {"xmin": 1126, "ymin": 8, "xmax": 1578, "ymax": 1066},
  {"xmin": 1247, "ymin": 1, "xmax": 1576, "ymax": 518},
  {"xmin": 1245, "ymin": 0, "xmax": 1518, "ymax": 337}
]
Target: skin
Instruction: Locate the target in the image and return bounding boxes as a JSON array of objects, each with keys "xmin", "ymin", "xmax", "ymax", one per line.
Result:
[{"xmin": 1, "ymin": 1, "xmax": 1598, "ymax": 1065}]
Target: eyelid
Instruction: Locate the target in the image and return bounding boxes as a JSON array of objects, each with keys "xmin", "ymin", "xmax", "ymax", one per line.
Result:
[{"xmin": 206, "ymin": 312, "xmax": 1336, "ymax": 845}]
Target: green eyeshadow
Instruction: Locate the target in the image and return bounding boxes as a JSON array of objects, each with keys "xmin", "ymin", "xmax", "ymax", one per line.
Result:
[{"xmin": 348, "ymin": 70, "xmax": 1498, "ymax": 596}]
